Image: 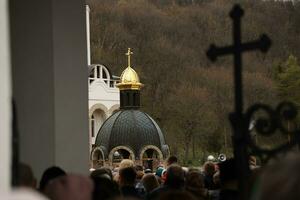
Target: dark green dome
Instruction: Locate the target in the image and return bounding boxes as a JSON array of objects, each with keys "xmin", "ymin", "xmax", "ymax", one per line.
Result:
[{"xmin": 95, "ymin": 109, "xmax": 169, "ymax": 159}]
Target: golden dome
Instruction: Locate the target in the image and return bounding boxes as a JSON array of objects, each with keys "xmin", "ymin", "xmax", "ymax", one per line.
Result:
[{"xmin": 116, "ymin": 48, "xmax": 143, "ymax": 90}]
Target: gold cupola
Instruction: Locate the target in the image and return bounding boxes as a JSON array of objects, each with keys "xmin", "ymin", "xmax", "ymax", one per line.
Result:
[{"xmin": 116, "ymin": 48, "xmax": 143, "ymax": 90}]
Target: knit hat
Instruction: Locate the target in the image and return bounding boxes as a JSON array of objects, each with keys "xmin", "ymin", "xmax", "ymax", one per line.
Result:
[{"xmin": 155, "ymin": 167, "xmax": 164, "ymax": 177}]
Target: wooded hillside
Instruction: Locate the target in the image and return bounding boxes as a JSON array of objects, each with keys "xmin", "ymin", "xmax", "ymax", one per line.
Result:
[{"xmin": 87, "ymin": 0, "xmax": 300, "ymax": 164}]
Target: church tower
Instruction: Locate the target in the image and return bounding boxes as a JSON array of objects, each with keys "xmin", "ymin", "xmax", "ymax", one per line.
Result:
[
  {"xmin": 91, "ymin": 48, "xmax": 169, "ymax": 169},
  {"xmin": 117, "ymin": 48, "xmax": 143, "ymax": 109}
]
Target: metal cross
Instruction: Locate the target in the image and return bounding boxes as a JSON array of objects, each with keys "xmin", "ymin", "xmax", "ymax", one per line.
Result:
[
  {"xmin": 125, "ymin": 48, "xmax": 133, "ymax": 68},
  {"xmin": 206, "ymin": 4, "xmax": 271, "ymax": 200}
]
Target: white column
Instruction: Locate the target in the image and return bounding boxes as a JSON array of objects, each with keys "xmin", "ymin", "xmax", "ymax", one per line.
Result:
[
  {"xmin": 86, "ymin": 5, "xmax": 91, "ymax": 65},
  {"xmin": 0, "ymin": 0, "xmax": 11, "ymax": 191},
  {"xmin": 11, "ymin": 0, "xmax": 90, "ymax": 179}
]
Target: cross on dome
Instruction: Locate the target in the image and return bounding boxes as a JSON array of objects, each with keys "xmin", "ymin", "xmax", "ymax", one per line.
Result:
[
  {"xmin": 125, "ymin": 48, "xmax": 133, "ymax": 68},
  {"xmin": 116, "ymin": 48, "xmax": 143, "ymax": 91}
]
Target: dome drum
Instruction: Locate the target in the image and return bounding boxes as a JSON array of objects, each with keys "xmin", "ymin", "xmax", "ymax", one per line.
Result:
[{"xmin": 120, "ymin": 90, "xmax": 140, "ymax": 109}]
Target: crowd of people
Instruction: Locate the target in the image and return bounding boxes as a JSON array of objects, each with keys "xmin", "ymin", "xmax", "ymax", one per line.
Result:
[{"xmin": 15, "ymin": 154, "xmax": 300, "ymax": 200}]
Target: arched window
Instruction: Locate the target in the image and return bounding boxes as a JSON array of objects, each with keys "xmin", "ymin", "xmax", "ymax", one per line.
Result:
[
  {"xmin": 90, "ymin": 109, "xmax": 106, "ymax": 138},
  {"xmin": 112, "ymin": 149, "xmax": 131, "ymax": 163},
  {"xmin": 92, "ymin": 149, "xmax": 104, "ymax": 169},
  {"xmin": 140, "ymin": 146, "xmax": 163, "ymax": 171}
]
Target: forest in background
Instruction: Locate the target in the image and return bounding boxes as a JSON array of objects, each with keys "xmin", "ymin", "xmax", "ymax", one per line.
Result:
[{"xmin": 87, "ymin": 0, "xmax": 300, "ymax": 164}]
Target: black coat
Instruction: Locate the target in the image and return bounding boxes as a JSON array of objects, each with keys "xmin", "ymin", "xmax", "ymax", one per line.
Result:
[{"xmin": 120, "ymin": 186, "xmax": 142, "ymax": 199}]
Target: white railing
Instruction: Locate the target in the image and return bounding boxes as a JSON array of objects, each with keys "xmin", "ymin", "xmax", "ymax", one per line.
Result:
[
  {"xmin": 89, "ymin": 77, "xmax": 119, "ymax": 88},
  {"xmin": 89, "ymin": 64, "xmax": 119, "ymax": 88}
]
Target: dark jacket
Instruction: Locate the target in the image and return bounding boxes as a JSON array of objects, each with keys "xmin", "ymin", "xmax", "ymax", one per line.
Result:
[
  {"xmin": 219, "ymin": 189, "xmax": 238, "ymax": 200},
  {"xmin": 147, "ymin": 185, "xmax": 183, "ymax": 200},
  {"xmin": 120, "ymin": 186, "xmax": 142, "ymax": 199}
]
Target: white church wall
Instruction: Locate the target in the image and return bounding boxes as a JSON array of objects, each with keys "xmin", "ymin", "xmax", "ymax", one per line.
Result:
[
  {"xmin": 88, "ymin": 79, "xmax": 119, "ymax": 151},
  {"xmin": 88, "ymin": 78, "xmax": 119, "ymax": 151},
  {"xmin": 88, "ymin": 77, "xmax": 119, "ymax": 116},
  {"xmin": 88, "ymin": 99, "xmax": 119, "ymax": 147},
  {"xmin": 89, "ymin": 90, "xmax": 119, "ymax": 105},
  {"xmin": 0, "ymin": 0, "xmax": 11, "ymax": 191}
]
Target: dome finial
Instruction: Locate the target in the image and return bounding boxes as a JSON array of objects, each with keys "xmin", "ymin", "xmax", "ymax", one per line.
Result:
[
  {"xmin": 125, "ymin": 48, "xmax": 133, "ymax": 68},
  {"xmin": 117, "ymin": 48, "xmax": 143, "ymax": 91}
]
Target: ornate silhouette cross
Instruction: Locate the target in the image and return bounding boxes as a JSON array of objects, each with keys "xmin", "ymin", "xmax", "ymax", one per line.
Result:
[
  {"xmin": 207, "ymin": 5, "xmax": 271, "ymax": 115},
  {"xmin": 206, "ymin": 4, "xmax": 271, "ymax": 199}
]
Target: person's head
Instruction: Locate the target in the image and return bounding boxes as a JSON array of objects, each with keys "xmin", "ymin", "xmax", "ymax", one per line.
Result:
[
  {"xmin": 185, "ymin": 171, "xmax": 205, "ymax": 189},
  {"xmin": 92, "ymin": 176, "xmax": 120, "ymax": 200},
  {"xmin": 135, "ymin": 165, "xmax": 144, "ymax": 180},
  {"xmin": 155, "ymin": 167, "xmax": 164, "ymax": 178},
  {"xmin": 90, "ymin": 167, "xmax": 113, "ymax": 180},
  {"xmin": 166, "ymin": 156, "xmax": 178, "ymax": 166},
  {"xmin": 135, "ymin": 165, "xmax": 143, "ymax": 172},
  {"xmin": 119, "ymin": 159, "xmax": 134, "ymax": 170},
  {"xmin": 39, "ymin": 166, "xmax": 66, "ymax": 192},
  {"xmin": 18, "ymin": 163, "xmax": 37, "ymax": 189},
  {"xmin": 185, "ymin": 171, "xmax": 207, "ymax": 198},
  {"xmin": 44, "ymin": 175, "xmax": 94, "ymax": 200},
  {"xmin": 207, "ymin": 155, "xmax": 216, "ymax": 162},
  {"xmin": 118, "ymin": 166, "xmax": 137, "ymax": 187},
  {"xmin": 203, "ymin": 161, "xmax": 216, "ymax": 176},
  {"xmin": 142, "ymin": 173, "xmax": 159, "ymax": 193},
  {"xmin": 164, "ymin": 164, "xmax": 184, "ymax": 188}
]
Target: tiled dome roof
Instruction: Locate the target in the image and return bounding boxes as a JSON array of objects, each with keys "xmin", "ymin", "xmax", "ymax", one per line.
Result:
[{"xmin": 95, "ymin": 109, "xmax": 169, "ymax": 159}]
